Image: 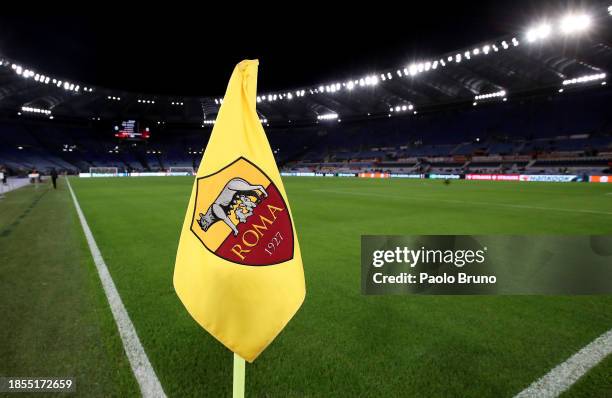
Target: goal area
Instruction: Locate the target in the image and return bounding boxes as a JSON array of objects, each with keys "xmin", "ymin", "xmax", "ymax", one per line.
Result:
[
  {"xmin": 89, "ymin": 167, "xmax": 119, "ymax": 177},
  {"xmin": 168, "ymin": 167, "xmax": 195, "ymax": 176}
]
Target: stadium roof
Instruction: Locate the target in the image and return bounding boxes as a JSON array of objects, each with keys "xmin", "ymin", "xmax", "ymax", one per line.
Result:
[{"xmin": 1, "ymin": 5, "xmax": 611, "ymax": 127}]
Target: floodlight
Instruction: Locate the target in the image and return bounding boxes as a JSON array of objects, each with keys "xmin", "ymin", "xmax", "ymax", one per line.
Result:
[
  {"xmin": 526, "ymin": 24, "xmax": 551, "ymax": 43},
  {"xmin": 561, "ymin": 14, "xmax": 591, "ymax": 34}
]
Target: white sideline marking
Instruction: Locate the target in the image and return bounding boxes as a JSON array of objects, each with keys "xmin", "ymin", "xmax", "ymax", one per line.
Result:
[
  {"xmin": 313, "ymin": 189, "xmax": 612, "ymax": 216},
  {"xmin": 514, "ymin": 328, "xmax": 612, "ymax": 398},
  {"xmin": 66, "ymin": 178, "xmax": 166, "ymax": 398}
]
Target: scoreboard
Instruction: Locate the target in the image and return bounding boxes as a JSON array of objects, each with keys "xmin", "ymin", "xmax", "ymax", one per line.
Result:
[{"xmin": 114, "ymin": 120, "xmax": 150, "ymax": 141}]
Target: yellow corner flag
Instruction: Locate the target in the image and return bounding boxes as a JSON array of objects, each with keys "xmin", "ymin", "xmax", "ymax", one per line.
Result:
[{"xmin": 173, "ymin": 60, "xmax": 305, "ymax": 363}]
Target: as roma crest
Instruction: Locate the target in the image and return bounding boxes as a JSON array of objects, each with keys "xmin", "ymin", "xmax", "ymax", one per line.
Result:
[{"xmin": 190, "ymin": 157, "xmax": 294, "ymax": 266}]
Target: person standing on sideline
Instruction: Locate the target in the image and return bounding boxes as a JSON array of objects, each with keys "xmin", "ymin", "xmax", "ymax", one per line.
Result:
[
  {"xmin": 0, "ymin": 165, "xmax": 6, "ymax": 199},
  {"xmin": 0, "ymin": 165, "xmax": 7, "ymax": 185},
  {"xmin": 50, "ymin": 168, "xmax": 58, "ymax": 189}
]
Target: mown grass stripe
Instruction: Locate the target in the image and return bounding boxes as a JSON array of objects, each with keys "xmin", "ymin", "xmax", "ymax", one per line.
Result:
[{"xmin": 313, "ymin": 188, "xmax": 612, "ymax": 215}]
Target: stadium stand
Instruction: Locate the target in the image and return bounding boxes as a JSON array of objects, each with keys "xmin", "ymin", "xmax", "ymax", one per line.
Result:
[
  {"xmin": 1, "ymin": 89, "xmax": 611, "ymax": 177},
  {"xmin": 1, "ymin": 5, "xmax": 611, "ymax": 180},
  {"xmin": 280, "ymin": 91, "xmax": 612, "ymax": 176}
]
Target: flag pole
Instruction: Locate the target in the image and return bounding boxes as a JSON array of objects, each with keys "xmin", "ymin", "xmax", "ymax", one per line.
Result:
[{"xmin": 232, "ymin": 353, "xmax": 246, "ymax": 398}]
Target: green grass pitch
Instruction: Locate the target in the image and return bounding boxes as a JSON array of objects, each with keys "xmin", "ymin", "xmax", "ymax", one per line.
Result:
[{"xmin": 2, "ymin": 177, "xmax": 612, "ymax": 397}]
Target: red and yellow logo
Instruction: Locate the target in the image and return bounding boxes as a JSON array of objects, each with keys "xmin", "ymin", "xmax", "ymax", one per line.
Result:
[{"xmin": 190, "ymin": 157, "xmax": 294, "ymax": 266}]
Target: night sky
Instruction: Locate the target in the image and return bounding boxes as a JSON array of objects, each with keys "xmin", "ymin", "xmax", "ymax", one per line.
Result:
[{"xmin": 0, "ymin": 1, "xmax": 602, "ymax": 96}]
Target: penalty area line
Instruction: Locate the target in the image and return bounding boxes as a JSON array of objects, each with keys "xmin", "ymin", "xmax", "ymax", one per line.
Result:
[
  {"xmin": 66, "ymin": 178, "xmax": 166, "ymax": 398},
  {"xmin": 514, "ymin": 328, "xmax": 612, "ymax": 398}
]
